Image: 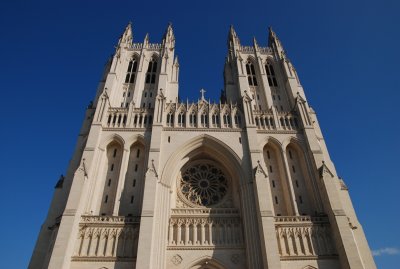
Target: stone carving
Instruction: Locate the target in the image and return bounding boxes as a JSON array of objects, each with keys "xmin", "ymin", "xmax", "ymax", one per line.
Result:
[
  {"xmin": 319, "ymin": 161, "xmax": 334, "ymax": 178},
  {"xmin": 255, "ymin": 160, "xmax": 268, "ymax": 178},
  {"xmin": 179, "ymin": 162, "xmax": 228, "ymax": 207},
  {"xmin": 275, "ymin": 216, "xmax": 336, "ymax": 258},
  {"xmin": 168, "ymin": 215, "xmax": 243, "ymax": 247},
  {"xmin": 171, "ymin": 254, "xmax": 182, "ymax": 265},
  {"xmin": 146, "ymin": 159, "xmax": 158, "ymax": 178},
  {"xmin": 231, "ymin": 253, "xmax": 240, "ymax": 264},
  {"xmin": 73, "ymin": 216, "xmax": 139, "ymax": 260}
]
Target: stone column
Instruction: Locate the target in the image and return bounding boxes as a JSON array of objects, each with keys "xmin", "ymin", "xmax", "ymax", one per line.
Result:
[
  {"xmin": 177, "ymin": 223, "xmax": 182, "ymax": 245},
  {"xmin": 200, "ymin": 221, "xmax": 206, "ymax": 245},
  {"xmin": 185, "ymin": 221, "xmax": 190, "ymax": 245},
  {"xmin": 208, "ymin": 221, "xmax": 213, "ymax": 245},
  {"xmin": 193, "ymin": 222, "xmax": 198, "ymax": 245},
  {"xmin": 168, "ymin": 222, "xmax": 174, "ymax": 245}
]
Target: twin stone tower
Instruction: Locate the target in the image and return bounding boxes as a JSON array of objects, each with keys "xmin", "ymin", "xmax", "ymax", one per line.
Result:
[{"xmin": 29, "ymin": 23, "xmax": 376, "ymax": 269}]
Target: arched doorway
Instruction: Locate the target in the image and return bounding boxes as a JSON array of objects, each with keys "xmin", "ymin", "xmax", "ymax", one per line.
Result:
[{"xmin": 161, "ymin": 135, "xmax": 249, "ymax": 268}]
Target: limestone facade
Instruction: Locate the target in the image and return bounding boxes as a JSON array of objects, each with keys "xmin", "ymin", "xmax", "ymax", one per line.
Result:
[{"xmin": 29, "ymin": 23, "xmax": 377, "ymax": 269}]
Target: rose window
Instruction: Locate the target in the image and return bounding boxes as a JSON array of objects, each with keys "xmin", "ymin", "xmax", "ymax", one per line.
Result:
[{"xmin": 179, "ymin": 162, "xmax": 228, "ymax": 207}]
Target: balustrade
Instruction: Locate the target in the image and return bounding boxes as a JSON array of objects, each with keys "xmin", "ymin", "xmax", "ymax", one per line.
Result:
[
  {"xmin": 254, "ymin": 111, "xmax": 299, "ymax": 131},
  {"xmin": 72, "ymin": 216, "xmax": 139, "ymax": 261},
  {"xmin": 164, "ymin": 102, "xmax": 243, "ymax": 129},
  {"xmin": 167, "ymin": 216, "xmax": 243, "ymax": 248},
  {"xmin": 274, "ymin": 216, "xmax": 336, "ymax": 258},
  {"xmin": 105, "ymin": 107, "xmax": 153, "ymax": 129}
]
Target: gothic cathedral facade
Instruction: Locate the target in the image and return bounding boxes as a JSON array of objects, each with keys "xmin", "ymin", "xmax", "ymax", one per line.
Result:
[{"xmin": 29, "ymin": 24, "xmax": 376, "ymax": 269}]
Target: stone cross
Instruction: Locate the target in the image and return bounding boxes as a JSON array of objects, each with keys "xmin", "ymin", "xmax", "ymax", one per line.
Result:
[{"xmin": 200, "ymin": 88, "xmax": 206, "ymax": 100}]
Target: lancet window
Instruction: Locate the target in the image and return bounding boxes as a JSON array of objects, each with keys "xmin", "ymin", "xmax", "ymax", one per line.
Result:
[
  {"xmin": 125, "ymin": 59, "xmax": 138, "ymax": 84},
  {"xmin": 246, "ymin": 60, "xmax": 258, "ymax": 86},
  {"xmin": 223, "ymin": 113, "xmax": 231, "ymax": 127},
  {"xmin": 200, "ymin": 111, "xmax": 208, "ymax": 127},
  {"xmin": 166, "ymin": 111, "xmax": 174, "ymax": 127},
  {"xmin": 145, "ymin": 57, "xmax": 158, "ymax": 84},
  {"xmin": 189, "ymin": 111, "xmax": 197, "ymax": 127},
  {"xmin": 211, "ymin": 113, "xmax": 219, "ymax": 127},
  {"xmin": 265, "ymin": 61, "xmax": 278, "ymax": 87},
  {"xmin": 177, "ymin": 111, "xmax": 185, "ymax": 127},
  {"xmin": 234, "ymin": 112, "xmax": 241, "ymax": 128}
]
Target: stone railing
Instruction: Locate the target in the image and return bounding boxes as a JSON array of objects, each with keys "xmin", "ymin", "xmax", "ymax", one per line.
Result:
[
  {"xmin": 240, "ymin": 46, "xmax": 254, "ymax": 53},
  {"xmin": 276, "ymin": 111, "xmax": 299, "ymax": 131},
  {"xmin": 168, "ymin": 215, "xmax": 243, "ymax": 248},
  {"xmin": 105, "ymin": 107, "xmax": 153, "ymax": 129},
  {"xmin": 130, "ymin": 43, "xmax": 162, "ymax": 50},
  {"xmin": 147, "ymin": 43, "xmax": 162, "ymax": 50},
  {"xmin": 254, "ymin": 111, "xmax": 299, "ymax": 131},
  {"xmin": 131, "ymin": 43, "xmax": 143, "ymax": 50},
  {"xmin": 254, "ymin": 111, "xmax": 276, "ymax": 130},
  {"xmin": 171, "ymin": 208, "xmax": 240, "ymax": 216},
  {"xmin": 72, "ymin": 215, "xmax": 139, "ymax": 261},
  {"xmin": 238, "ymin": 46, "xmax": 272, "ymax": 54},
  {"xmin": 164, "ymin": 102, "xmax": 243, "ymax": 129},
  {"xmin": 259, "ymin": 47, "xmax": 273, "ymax": 54},
  {"xmin": 80, "ymin": 215, "xmax": 140, "ymax": 225},
  {"xmin": 274, "ymin": 216, "xmax": 336, "ymax": 259}
]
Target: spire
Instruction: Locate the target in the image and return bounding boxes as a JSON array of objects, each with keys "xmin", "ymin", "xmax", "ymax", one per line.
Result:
[
  {"xmin": 253, "ymin": 36, "xmax": 259, "ymax": 49},
  {"xmin": 268, "ymin": 26, "xmax": 285, "ymax": 58},
  {"xmin": 174, "ymin": 55, "xmax": 179, "ymax": 67},
  {"xmin": 118, "ymin": 22, "xmax": 133, "ymax": 47},
  {"xmin": 228, "ymin": 25, "xmax": 240, "ymax": 49},
  {"xmin": 163, "ymin": 22, "xmax": 175, "ymax": 47},
  {"xmin": 143, "ymin": 33, "xmax": 149, "ymax": 47}
]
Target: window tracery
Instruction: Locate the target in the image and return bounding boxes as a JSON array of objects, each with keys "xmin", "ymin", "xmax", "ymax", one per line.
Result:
[
  {"xmin": 179, "ymin": 162, "xmax": 229, "ymax": 207},
  {"xmin": 246, "ymin": 60, "xmax": 258, "ymax": 86},
  {"xmin": 265, "ymin": 61, "xmax": 278, "ymax": 87},
  {"xmin": 145, "ymin": 57, "xmax": 158, "ymax": 84},
  {"xmin": 125, "ymin": 59, "xmax": 138, "ymax": 84}
]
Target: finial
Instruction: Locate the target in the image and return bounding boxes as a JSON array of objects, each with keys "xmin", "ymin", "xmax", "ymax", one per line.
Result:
[
  {"xmin": 200, "ymin": 88, "xmax": 206, "ymax": 100},
  {"xmin": 253, "ymin": 36, "xmax": 258, "ymax": 47},
  {"xmin": 174, "ymin": 55, "xmax": 179, "ymax": 66}
]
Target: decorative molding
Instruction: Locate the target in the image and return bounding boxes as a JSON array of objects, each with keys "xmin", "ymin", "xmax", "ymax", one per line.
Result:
[
  {"xmin": 319, "ymin": 162, "xmax": 334, "ymax": 178},
  {"xmin": 339, "ymin": 179, "xmax": 348, "ymax": 190},
  {"xmin": 255, "ymin": 160, "xmax": 268, "ymax": 178},
  {"xmin": 260, "ymin": 210, "xmax": 273, "ymax": 217},
  {"xmin": 275, "ymin": 216, "xmax": 336, "ymax": 258},
  {"xmin": 63, "ymin": 209, "xmax": 76, "ymax": 216},
  {"xmin": 146, "ymin": 159, "xmax": 158, "ymax": 178},
  {"xmin": 332, "ymin": 209, "xmax": 346, "ymax": 216},
  {"xmin": 142, "ymin": 210, "xmax": 154, "ymax": 217},
  {"xmin": 171, "ymin": 208, "xmax": 239, "ymax": 216},
  {"xmin": 167, "ymin": 246, "xmax": 245, "ymax": 250},
  {"xmin": 163, "ymin": 127, "xmax": 242, "ymax": 132},
  {"xmin": 280, "ymin": 255, "xmax": 338, "ymax": 261},
  {"xmin": 256, "ymin": 130, "xmax": 298, "ymax": 134},
  {"xmin": 171, "ymin": 254, "xmax": 182, "ymax": 265},
  {"xmin": 231, "ymin": 253, "xmax": 240, "ymax": 264},
  {"xmin": 80, "ymin": 215, "xmax": 140, "ymax": 225},
  {"xmin": 71, "ymin": 257, "xmax": 136, "ymax": 262}
]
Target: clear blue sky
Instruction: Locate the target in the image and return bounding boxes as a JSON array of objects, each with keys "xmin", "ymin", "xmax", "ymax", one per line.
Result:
[{"xmin": 0, "ymin": 0, "xmax": 399, "ymax": 268}]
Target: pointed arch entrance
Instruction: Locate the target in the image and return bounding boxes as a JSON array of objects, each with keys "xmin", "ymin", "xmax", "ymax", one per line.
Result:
[{"xmin": 160, "ymin": 134, "xmax": 254, "ymax": 268}]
